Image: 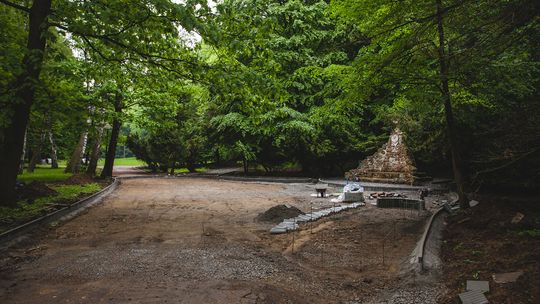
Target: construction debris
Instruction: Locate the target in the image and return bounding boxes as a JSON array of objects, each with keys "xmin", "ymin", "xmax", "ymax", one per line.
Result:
[
  {"xmin": 469, "ymin": 200, "xmax": 479, "ymax": 207},
  {"xmin": 467, "ymin": 280, "xmax": 490, "ymax": 292},
  {"xmin": 459, "ymin": 290, "xmax": 489, "ymax": 304},
  {"xmin": 511, "ymin": 212, "xmax": 525, "ymax": 224},
  {"xmin": 493, "ymin": 271, "xmax": 523, "ymax": 284},
  {"xmin": 368, "ymin": 192, "xmax": 407, "ymax": 200},
  {"xmin": 460, "ymin": 280, "xmax": 490, "ymax": 304}
]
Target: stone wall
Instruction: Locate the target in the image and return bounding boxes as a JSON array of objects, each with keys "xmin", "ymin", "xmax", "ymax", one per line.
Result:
[{"xmin": 346, "ymin": 128, "xmax": 416, "ymax": 185}]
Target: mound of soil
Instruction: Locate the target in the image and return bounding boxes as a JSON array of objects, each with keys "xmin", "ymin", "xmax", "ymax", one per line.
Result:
[
  {"xmin": 17, "ymin": 181, "xmax": 58, "ymax": 201},
  {"xmin": 63, "ymin": 173, "xmax": 95, "ymax": 185},
  {"xmin": 256, "ymin": 204, "xmax": 304, "ymax": 223}
]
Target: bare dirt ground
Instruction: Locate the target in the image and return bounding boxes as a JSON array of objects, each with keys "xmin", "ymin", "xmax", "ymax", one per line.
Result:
[
  {"xmin": 0, "ymin": 178, "xmax": 431, "ymax": 304},
  {"xmin": 439, "ymin": 195, "xmax": 540, "ymax": 304}
]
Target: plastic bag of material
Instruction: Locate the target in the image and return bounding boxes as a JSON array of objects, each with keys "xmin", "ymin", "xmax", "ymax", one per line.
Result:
[{"xmin": 344, "ymin": 182, "xmax": 363, "ymax": 193}]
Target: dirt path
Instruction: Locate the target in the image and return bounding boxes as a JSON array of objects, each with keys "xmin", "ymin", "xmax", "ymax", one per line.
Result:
[
  {"xmin": 0, "ymin": 178, "xmax": 430, "ymax": 303},
  {"xmin": 112, "ymin": 166, "xmax": 150, "ymax": 176}
]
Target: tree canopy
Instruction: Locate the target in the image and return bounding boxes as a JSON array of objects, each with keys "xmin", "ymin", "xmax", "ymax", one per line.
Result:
[{"xmin": 0, "ymin": 0, "xmax": 538, "ymax": 205}]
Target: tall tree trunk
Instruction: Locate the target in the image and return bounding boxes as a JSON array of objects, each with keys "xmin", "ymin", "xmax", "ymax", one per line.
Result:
[
  {"xmin": 27, "ymin": 132, "xmax": 46, "ymax": 173},
  {"xmin": 86, "ymin": 126, "xmax": 104, "ymax": 175},
  {"xmin": 65, "ymin": 131, "xmax": 88, "ymax": 173},
  {"xmin": 48, "ymin": 131, "xmax": 59, "ymax": 168},
  {"xmin": 435, "ymin": 0, "xmax": 467, "ymax": 206},
  {"xmin": 0, "ymin": 0, "xmax": 52, "ymax": 205},
  {"xmin": 101, "ymin": 92, "xmax": 123, "ymax": 178}
]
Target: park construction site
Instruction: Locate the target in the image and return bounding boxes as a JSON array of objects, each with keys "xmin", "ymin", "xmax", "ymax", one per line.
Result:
[{"xmin": 0, "ymin": 175, "xmax": 454, "ymax": 304}]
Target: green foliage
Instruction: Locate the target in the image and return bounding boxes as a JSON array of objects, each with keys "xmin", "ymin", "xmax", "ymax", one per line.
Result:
[
  {"xmin": 518, "ymin": 229, "xmax": 540, "ymax": 238},
  {"xmin": 328, "ymin": 0, "xmax": 540, "ymax": 183},
  {"xmin": 128, "ymin": 84, "xmax": 209, "ymax": 172},
  {"xmin": 201, "ymin": 0, "xmax": 383, "ymax": 174},
  {"xmin": 1, "ymin": 0, "xmax": 538, "ymax": 187}
]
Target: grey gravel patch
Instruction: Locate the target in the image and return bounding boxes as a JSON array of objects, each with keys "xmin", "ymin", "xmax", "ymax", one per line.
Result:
[
  {"xmin": 363, "ymin": 284, "xmax": 446, "ymax": 304},
  {"xmin": 34, "ymin": 244, "xmax": 277, "ymax": 281}
]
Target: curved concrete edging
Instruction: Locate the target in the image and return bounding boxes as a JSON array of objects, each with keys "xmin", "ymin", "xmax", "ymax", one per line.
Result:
[
  {"xmin": 415, "ymin": 191, "xmax": 459, "ymax": 270},
  {"xmin": 0, "ymin": 178, "xmax": 119, "ymax": 246}
]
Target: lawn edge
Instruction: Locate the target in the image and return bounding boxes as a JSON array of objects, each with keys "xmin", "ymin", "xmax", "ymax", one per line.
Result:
[{"xmin": 0, "ymin": 178, "xmax": 119, "ymax": 247}]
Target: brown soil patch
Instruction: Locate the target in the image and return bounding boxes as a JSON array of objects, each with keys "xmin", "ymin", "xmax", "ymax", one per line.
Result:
[
  {"xmin": 62, "ymin": 173, "xmax": 96, "ymax": 185},
  {"xmin": 256, "ymin": 204, "xmax": 304, "ymax": 223},
  {"xmin": 259, "ymin": 206, "xmax": 430, "ymax": 302},
  {"xmin": 0, "ymin": 178, "xmax": 428, "ymax": 303},
  {"xmin": 16, "ymin": 181, "xmax": 58, "ymax": 202},
  {"xmin": 440, "ymin": 196, "xmax": 540, "ymax": 303}
]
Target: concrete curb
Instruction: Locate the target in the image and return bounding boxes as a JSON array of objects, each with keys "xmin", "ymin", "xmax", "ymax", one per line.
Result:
[
  {"xmin": 218, "ymin": 175, "xmax": 317, "ymax": 184},
  {"xmin": 0, "ymin": 178, "xmax": 119, "ymax": 246},
  {"xmin": 319, "ymin": 179, "xmax": 424, "ymax": 192},
  {"xmin": 118, "ymin": 173, "xmax": 317, "ymax": 184},
  {"xmin": 416, "ymin": 191, "xmax": 459, "ymax": 270}
]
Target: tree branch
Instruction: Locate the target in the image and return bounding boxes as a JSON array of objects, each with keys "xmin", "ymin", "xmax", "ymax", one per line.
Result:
[
  {"xmin": 472, "ymin": 148, "xmax": 540, "ymax": 181},
  {"xmin": 0, "ymin": 0, "xmax": 30, "ymax": 13},
  {"xmin": 50, "ymin": 22, "xmax": 203, "ymax": 69}
]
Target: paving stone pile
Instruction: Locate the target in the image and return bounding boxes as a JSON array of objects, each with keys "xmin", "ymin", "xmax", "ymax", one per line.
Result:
[{"xmin": 270, "ymin": 202, "xmax": 365, "ymax": 234}]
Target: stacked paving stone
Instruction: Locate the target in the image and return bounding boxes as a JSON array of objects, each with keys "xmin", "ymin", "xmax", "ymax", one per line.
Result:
[{"xmin": 270, "ymin": 202, "xmax": 365, "ymax": 234}]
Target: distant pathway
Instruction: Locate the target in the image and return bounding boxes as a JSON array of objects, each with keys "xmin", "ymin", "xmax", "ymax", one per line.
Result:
[{"xmin": 112, "ymin": 165, "xmax": 150, "ymax": 177}]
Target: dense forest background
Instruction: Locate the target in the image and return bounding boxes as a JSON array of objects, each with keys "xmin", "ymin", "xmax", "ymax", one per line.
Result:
[{"xmin": 0, "ymin": 0, "xmax": 539, "ymax": 205}]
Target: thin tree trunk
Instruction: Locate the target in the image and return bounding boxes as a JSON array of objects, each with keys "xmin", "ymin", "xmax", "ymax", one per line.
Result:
[
  {"xmin": 0, "ymin": 0, "xmax": 52, "ymax": 205},
  {"xmin": 436, "ymin": 0, "xmax": 467, "ymax": 206},
  {"xmin": 27, "ymin": 132, "xmax": 46, "ymax": 173},
  {"xmin": 243, "ymin": 158, "xmax": 248, "ymax": 174},
  {"xmin": 86, "ymin": 126, "xmax": 104, "ymax": 175},
  {"xmin": 49, "ymin": 131, "xmax": 59, "ymax": 169},
  {"xmin": 101, "ymin": 91, "xmax": 123, "ymax": 178},
  {"xmin": 65, "ymin": 131, "xmax": 88, "ymax": 173},
  {"xmin": 19, "ymin": 129, "xmax": 27, "ymax": 174}
]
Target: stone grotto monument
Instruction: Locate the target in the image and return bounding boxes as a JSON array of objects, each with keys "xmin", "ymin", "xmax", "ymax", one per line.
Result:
[{"xmin": 346, "ymin": 128, "xmax": 417, "ymax": 185}]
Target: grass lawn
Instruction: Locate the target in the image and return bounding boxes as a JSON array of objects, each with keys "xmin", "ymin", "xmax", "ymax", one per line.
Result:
[
  {"xmin": 174, "ymin": 167, "xmax": 207, "ymax": 173},
  {"xmin": 17, "ymin": 167, "xmax": 72, "ymax": 183},
  {"xmin": 98, "ymin": 157, "xmax": 147, "ymax": 166},
  {"xmin": 17, "ymin": 158, "xmax": 146, "ymax": 183}
]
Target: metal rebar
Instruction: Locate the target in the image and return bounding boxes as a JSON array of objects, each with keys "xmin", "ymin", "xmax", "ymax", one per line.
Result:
[
  {"xmin": 310, "ymin": 202, "xmax": 313, "ymax": 234},
  {"xmin": 382, "ymin": 239, "xmax": 385, "ymax": 265},
  {"xmin": 292, "ymin": 218, "xmax": 296, "ymax": 254}
]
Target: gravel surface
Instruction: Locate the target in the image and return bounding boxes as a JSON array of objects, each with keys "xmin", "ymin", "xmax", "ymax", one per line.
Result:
[{"xmin": 1, "ymin": 178, "xmax": 449, "ymax": 303}]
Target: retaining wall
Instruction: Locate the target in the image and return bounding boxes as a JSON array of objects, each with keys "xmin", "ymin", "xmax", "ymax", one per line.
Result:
[{"xmin": 377, "ymin": 197, "xmax": 425, "ymax": 210}]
